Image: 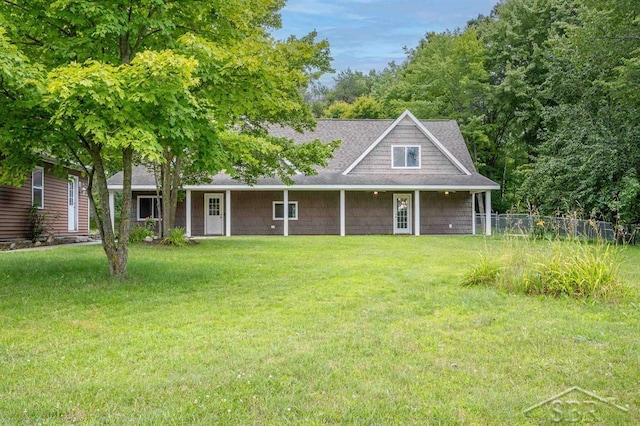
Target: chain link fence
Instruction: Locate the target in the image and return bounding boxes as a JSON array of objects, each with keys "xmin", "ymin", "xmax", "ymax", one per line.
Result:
[{"xmin": 475, "ymin": 213, "xmax": 617, "ymax": 241}]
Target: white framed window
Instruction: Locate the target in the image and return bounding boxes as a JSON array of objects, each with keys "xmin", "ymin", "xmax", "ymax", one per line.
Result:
[
  {"xmin": 32, "ymin": 167, "xmax": 44, "ymax": 209},
  {"xmin": 137, "ymin": 196, "xmax": 162, "ymax": 220},
  {"xmin": 392, "ymin": 145, "xmax": 421, "ymax": 169},
  {"xmin": 273, "ymin": 201, "xmax": 298, "ymax": 220}
]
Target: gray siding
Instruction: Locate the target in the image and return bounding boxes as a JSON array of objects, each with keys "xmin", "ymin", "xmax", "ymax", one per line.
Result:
[
  {"xmin": 289, "ymin": 191, "xmax": 340, "ymax": 235},
  {"xmin": 345, "ymin": 191, "xmax": 394, "ymax": 235},
  {"xmin": 231, "ymin": 191, "xmax": 283, "ymax": 235},
  {"xmin": 229, "ymin": 191, "xmax": 341, "ymax": 236},
  {"xmin": 133, "ymin": 190, "xmax": 475, "ymax": 236},
  {"xmin": 351, "ymin": 123, "xmax": 463, "ymax": 175},
  {"xmin": 420, "ymin": 192, "xmax": 472, "ymax": 234}
]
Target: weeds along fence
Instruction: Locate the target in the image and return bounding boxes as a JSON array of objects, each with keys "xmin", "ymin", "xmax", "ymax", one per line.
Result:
[{"xmin": 475, "ymin": 213, "xmax": 616, "ymax": 241}]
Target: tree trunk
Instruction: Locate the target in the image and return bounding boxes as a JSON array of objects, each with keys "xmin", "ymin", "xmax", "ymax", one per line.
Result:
[
  {"xmin": 89, "ymin": 144, "xmax": 132, "ymax": 279},
  {"xmin": 160, "ymin": 150, "xmax": 181, "ymax": 237},
  {"xmin": 115, "ymin": 147, "xmax": 133, "ymax": 276}
]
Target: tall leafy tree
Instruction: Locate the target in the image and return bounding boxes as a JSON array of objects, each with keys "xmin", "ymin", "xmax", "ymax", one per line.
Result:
[
  {"xmin": 519, "ymin": 0, "xmax": 640, "ymax": 224},
  {"xmin": 382, "ymin": 30, "xmax": 488, "ymax": 120},
  {"xmin": 0, "ymin": 1, "xmax": 336, "ymax": 277},
  {"xmin": 0, "ymin": 26, "xmax": 44, "ymax": 185},
  {"xmin": 477, "ymin": 0, "xmax": 579, "ymax": 208},
  {"xmin": 324, "ymin": 68, "xmax": 374, "ymax": 104}
]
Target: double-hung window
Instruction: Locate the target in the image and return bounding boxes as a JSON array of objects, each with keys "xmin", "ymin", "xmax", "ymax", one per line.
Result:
[
  {"xmin": 392, "ymin": 146, "xmax": 421, "ymax": 169},
  {"xmin": 32, "ymin": 167, "xmax": 44, "ymax": 208},
  {"xmin": 137, "ymin": 196, "xmax": 162, "ymax": 220},
  {"xmin": 273, "ymin": 201, "xmax": 298, "ymax": 220}
]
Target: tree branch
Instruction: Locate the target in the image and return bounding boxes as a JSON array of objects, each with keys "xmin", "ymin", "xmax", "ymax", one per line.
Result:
[{"xmin": 2, "ymin": 0, "xmax": 29, "ymax": 12}]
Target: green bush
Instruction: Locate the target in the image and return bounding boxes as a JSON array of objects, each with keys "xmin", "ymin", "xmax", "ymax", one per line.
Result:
[
  {"xmin": 461, "ymin": 254, "xmax": 501, "ymax": 287},
  {"xmin": 27, "ymin": 205, "xmax": 51, "ymax": 242},
  {"xmin": 162, "ymin": 227, "xmax": 188, "ymax": 247},
  {"xmin": 129, "ymin": 225, "xmax": 154, "ymax": 243},
  {"xmin": 463, "ymin": 239, "xmax": 626, "ymax": 301}
]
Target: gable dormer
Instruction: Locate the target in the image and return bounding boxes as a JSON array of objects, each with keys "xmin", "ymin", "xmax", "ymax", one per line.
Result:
[{"xmin": 342, "ymin": 110, "xmax": 471, "ymax": 176}]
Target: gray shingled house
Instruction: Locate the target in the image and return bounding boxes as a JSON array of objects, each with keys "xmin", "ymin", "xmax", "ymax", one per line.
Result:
[{"xmin": 107, "ymin": 110, "xmax": 499, "ymax": 236}]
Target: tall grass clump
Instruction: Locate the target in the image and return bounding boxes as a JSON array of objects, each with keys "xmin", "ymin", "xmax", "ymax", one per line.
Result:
[
  {"xmin": 162, "ymin": 227, "xmax": 188, "ymax": 246},
  {"xmin": 461, "ymin": 253, "xmax": 501, "ymax": 287},
  {"xmin": 463, "ymin": 238, "xmax": 626, "ymax": 301}
]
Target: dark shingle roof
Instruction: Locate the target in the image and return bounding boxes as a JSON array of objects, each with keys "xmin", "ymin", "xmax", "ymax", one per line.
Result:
[
  {"xmin": 108, "ymin": 114, "xmax": 499, "ymax": 190},
  {"xmin": 268, "ymin": 118, "xmax": 477, "ymax": 174}
]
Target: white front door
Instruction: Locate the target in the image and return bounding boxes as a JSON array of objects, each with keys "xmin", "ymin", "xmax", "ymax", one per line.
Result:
[
  {"xmin": 68, "ymin": 176, "xmax": 78, "ymax": 232},
  {"xmin": 204, "ymin": 193, "xmax": 224, "ymax": 235},
  {"xmin": 393, "ymin": 193, "xmax": 412, "ymax": 234}
]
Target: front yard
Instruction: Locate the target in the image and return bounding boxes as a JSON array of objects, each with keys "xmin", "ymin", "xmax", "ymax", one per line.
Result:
[{"xmin": 1, "ymin": 237, "xmax": 638, "ymax": 424}]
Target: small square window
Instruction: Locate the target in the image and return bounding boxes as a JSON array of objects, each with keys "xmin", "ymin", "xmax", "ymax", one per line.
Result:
[
  {"xmin": 273, "ymin": 201, "xmax": 298, "ymax": 220},
  {"xmin": 392, "ymin": 146, "xmax": 421, "ymax": 169}
]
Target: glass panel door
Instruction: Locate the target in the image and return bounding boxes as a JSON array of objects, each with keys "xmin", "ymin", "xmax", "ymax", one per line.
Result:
[{"xmin": 393, "ymin": 194, "xmax": 412, "ymax": 234}]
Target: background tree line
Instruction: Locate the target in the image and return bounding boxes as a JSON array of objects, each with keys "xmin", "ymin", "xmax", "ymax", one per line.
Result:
[{"xmin": 311, "ymin": 0, "xmax": 640, "ymax": 226}]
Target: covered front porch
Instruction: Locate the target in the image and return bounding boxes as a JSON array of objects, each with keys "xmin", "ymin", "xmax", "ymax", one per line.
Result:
[{"xmin": 164, "ymin": 188, "xmax": 494, "ymax": 237}]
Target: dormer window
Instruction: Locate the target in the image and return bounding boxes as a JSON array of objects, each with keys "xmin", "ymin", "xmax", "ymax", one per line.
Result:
[{"xmin": 392, "ymin": 146, "xmax": 420, "ymax": 169}]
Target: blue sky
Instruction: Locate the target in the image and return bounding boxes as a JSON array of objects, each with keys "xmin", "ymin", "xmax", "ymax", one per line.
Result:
[{"xmin": 274, "ymin": 0, "xmax": 499, "ymax": 84}]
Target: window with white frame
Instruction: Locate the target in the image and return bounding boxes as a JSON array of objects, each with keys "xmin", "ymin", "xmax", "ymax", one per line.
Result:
[
  {"xmin": 392, "ymin": 146, "xmax": 421, "ymax": 168},
  {"xmin": 137, "ymin": 196, "xmax": 162, "ymax": 220},
  {"xmin": 32, "ymin": 167, "xmax": 44, "ymax": 209},
  {"xmin": 273, "ymin": 201, "xmax": 298, "ymax": 220}
]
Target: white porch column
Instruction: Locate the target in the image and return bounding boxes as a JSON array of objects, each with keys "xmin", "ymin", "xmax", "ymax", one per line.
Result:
[
  {"xmin": 414, "ymin": 190, "xmax": 420, "ymax": 236},
  {"xmin": 283, "ymin": 189, "xmax": 289, "ymax": 237},
  {"xmin": 185, "ymin": 190, "xmax": 192, "ymax": 237},
  {"xmin": 225, "ymin": 190, "xmax": 231, "ymax": 237},
  {"xmin": 340, "ymin": 190, "xmax": 346, "ymax": 236},
  {"xmin": 485, "ymin": 191, "xmax": 492, "ymax": 236},
  {"xmin": 108, "ymin": 191, "xmax": 115, "ymax": 233},
  {"xmin": 471, "ymin": 193, "xmax": 476, "ymax": 235}
]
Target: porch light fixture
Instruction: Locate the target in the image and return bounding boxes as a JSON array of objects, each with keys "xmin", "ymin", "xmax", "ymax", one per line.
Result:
[
  {"xmin": 373, "ymin": 191, "xmax": 379, "ymax": 196},
  {"xmin": 444, "ymin": 191, "xmax": 449, "ymax": 196}
]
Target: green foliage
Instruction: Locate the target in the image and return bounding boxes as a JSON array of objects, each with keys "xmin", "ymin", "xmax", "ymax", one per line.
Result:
[
  {"xmin": 520, "ymin": 242, "xmax": 622, "ymax": 299},
  {"xmin": 516, "ymin": 0, "xmax": 640, "ymax": 224},
  {"xmin": 162, "ymin": 227, "xmax": 188, "ymax": 247},
  {"xmin": 129, "ymin": 221, "xmax": 155, "ymax": 244},
  {"xmin": 463, "ymin": 238, "xmax": 627, "ymax": 301},
  {"xmin": 461, "ymin": 253, "xmax": 500, "ymax": 287},
  {"xmin": 324, "ymin": 68, "xmax": 373, "ymax": 104},
  {"xmin": 344, "ymin": 95, "xmax": 384, "ymax": 119},
  {"xmin": 26, "ymin": 206, "xmax": 50, "ymax": 243},
  {"xmin": 383, "ymin": 30, "xmax": 489, "ymax": 120},
  {"xmin": 0, "ymin": 27, "xmax": 45, "ymax": 185},
  {"xmin": 322, "ymin": 96, "xmax": 384, "ymax": 119},
  {"xmin": 323, "ymin": 101, "xmax": 352, "ymax": 118}
]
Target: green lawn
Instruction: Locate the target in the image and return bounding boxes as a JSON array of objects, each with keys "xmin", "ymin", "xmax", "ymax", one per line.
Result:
[{"xmin": 1, "ymin": 237, "xmax": 638, "ymax": 424}]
